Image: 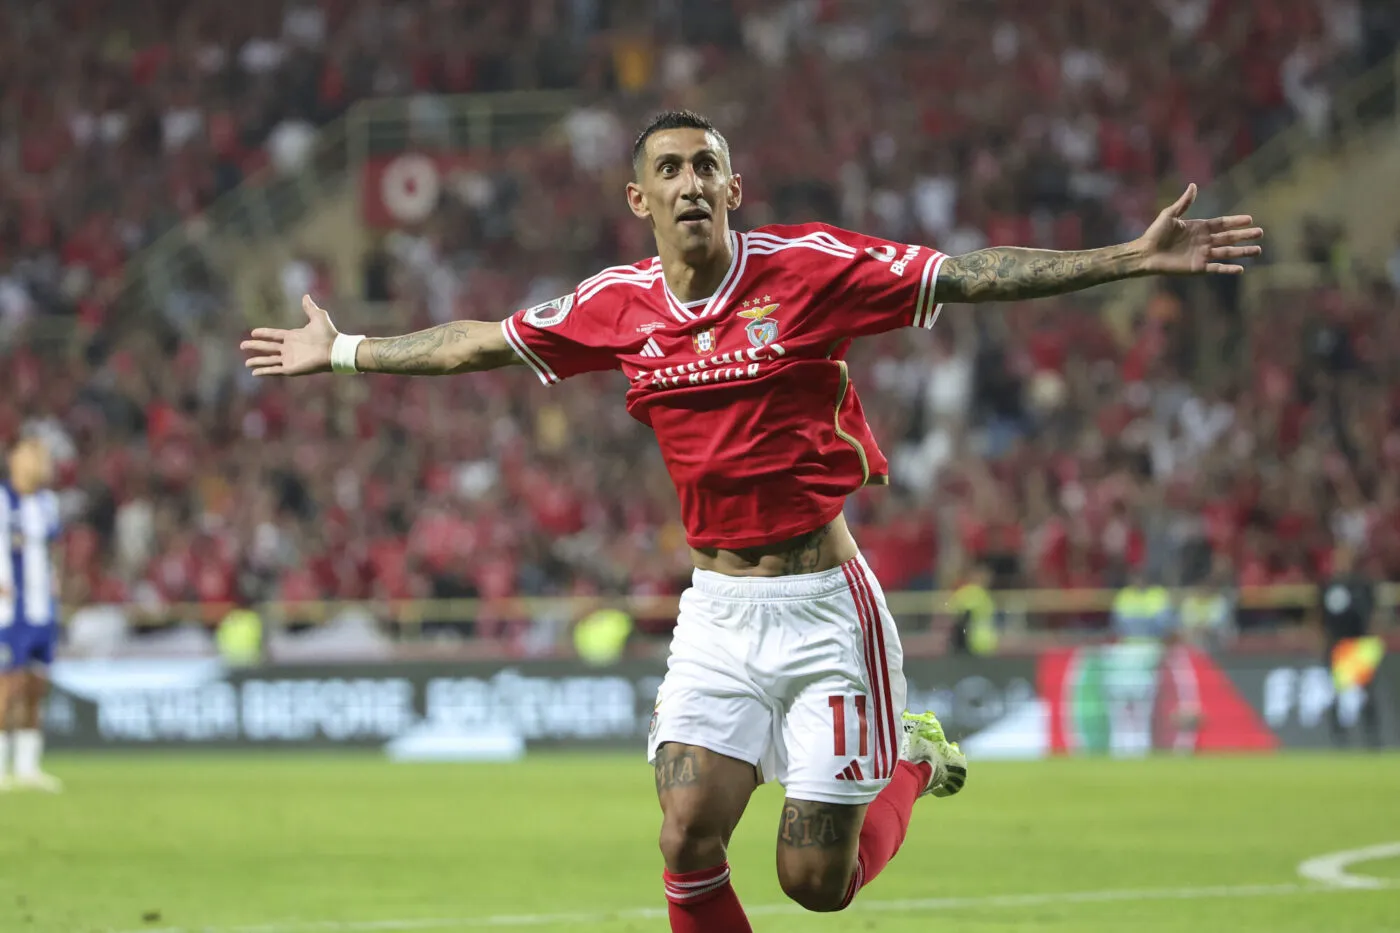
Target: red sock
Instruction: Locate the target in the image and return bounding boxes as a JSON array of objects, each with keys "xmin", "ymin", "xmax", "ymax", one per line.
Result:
[
  {"xmin": 664, "ymin": 862, "xmax": 753, "ymax": 933},
  {"xmin": 840, "ymin": 760, "xmax": 932, "ymax": 908}
]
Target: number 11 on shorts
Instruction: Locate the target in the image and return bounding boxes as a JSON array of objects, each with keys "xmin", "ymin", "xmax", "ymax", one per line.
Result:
[{"xmin": 828, "ymin": 694, "xmax": 870, "ymax": 757}]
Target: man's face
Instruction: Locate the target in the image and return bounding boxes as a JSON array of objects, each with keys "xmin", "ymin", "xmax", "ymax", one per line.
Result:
[
  {"xmin": 9, "ymin": 439, "xmax": 52, "ymax": 492},
  {"xmin": 627, "ymin": 128, "xmax": 741, "ymax": 257}
]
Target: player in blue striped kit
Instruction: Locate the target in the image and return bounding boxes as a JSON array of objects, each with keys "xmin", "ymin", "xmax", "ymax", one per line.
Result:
[{"xmin": 0, "ymin": 436, "xmax": 63, "ymax": 792}]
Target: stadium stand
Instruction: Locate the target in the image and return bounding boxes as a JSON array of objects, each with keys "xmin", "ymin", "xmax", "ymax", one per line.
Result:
[{"xmin": 1, "ymin": 0, "xmax": 1397, "ymax": 649}]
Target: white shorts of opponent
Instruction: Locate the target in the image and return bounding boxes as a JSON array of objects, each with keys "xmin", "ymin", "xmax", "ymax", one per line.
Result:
[{"xmin": 647, "ymin": 554, "xmax": 907, "ymax": 805}]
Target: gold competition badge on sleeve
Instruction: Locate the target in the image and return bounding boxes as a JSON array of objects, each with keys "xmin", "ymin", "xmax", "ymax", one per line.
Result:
[{"xmin": 523, "ymin": 294, "xmax": 575, "ymax": 329}]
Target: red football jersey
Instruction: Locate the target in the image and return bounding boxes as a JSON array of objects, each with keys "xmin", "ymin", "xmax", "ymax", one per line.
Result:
[{"xmin": 501, "ymin": 223, "xmax": 948, "ymax": 549}]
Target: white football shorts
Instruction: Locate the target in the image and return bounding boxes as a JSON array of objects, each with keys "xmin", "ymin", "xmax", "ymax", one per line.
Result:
[{"xmin": 647, "ymin": 554, "xmax": 907, "ymax": 805}]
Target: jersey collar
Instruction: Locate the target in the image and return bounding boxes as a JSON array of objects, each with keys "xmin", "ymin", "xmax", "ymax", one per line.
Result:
[{"xmin": 661, "ymin": 231, "xmax": 746, "ymax": 323}]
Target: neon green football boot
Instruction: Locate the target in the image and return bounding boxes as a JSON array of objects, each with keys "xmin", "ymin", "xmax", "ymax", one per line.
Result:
[{"xmin": 901, "ymin": 710, "xmax": 968, "ymax": 798}]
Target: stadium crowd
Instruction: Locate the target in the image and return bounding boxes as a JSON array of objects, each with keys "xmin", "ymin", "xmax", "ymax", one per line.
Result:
[
  {"xmin": 2, "ymin": 0, "xmax": 1399, "ymax": 644},
  {"xmin": 3, "ymin": 0, "xmax": 1392, "ymax": 328}
]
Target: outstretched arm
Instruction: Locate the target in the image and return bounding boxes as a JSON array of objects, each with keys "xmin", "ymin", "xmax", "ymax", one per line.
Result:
[
  {"xmin": 241, "ymin": 296, "xmax": 522, "ymax": 376},
  {"xmin": 936, "ymin": 184, "xmax": 1263, "ymax": 303}
]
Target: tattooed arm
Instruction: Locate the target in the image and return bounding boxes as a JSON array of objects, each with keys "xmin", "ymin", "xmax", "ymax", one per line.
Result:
[
  {"xmin": 935, "ymin": 184, "xmax": 1264, "ymax": 304},
  {"xmin": 241, "ymin": 295, "xmax": 522, "ymax": 377},
  {"xmin": 935, "ymin": 242, "xmax": 1147, "ymax": 303},
  {"xmin": 357, "ymin": 320, "xmax": 520, "ymax": 375}
]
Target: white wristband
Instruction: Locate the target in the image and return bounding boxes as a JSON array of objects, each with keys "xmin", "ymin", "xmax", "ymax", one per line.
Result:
[{"xmin": 330, "ymin": 333, "xmax": 366, "ymax": 374}]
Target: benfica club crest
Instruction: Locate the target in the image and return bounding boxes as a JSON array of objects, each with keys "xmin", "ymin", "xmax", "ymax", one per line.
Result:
[
  {"xmin": 692, "ymin": 328, "xmax": 716, "ymax": 355},
  {"xmin": 738, "ymin": 297, "xmax": 780, "ymax": 348}
]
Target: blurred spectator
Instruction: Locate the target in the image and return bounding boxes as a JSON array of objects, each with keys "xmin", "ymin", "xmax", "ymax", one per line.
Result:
[
  {"xmin": 947, "ymin": 564, "xmax": 998, "ymax": 656},
  {"xmin": 1178, "ymin": 557, "xmax": 1238, "ymax": 649},
  {"xmin": 1111, "ymin": 567, "xmax": 1176, "ymax": 643},
  {"xmin": 1316, "ymin": 544, "xmax": 1384, "ymax": 747}
]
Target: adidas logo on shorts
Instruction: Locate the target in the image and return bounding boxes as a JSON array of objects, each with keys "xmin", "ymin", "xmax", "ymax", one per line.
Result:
[{"xmin": 833, "ymin": 759, "xmax": 866, "ymax": 781}]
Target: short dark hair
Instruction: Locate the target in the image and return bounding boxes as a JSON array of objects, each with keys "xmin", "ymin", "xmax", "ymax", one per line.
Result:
[{"xmin": 631, "ymin": 110, "xmax": 731, "ymax": 177}]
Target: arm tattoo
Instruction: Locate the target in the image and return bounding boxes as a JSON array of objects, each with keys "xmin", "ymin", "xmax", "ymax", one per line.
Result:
[
  {"xmin": 777, "ymin": 799, "xmax": 862, "ymax": 850},
  {"xmin": 362, "ymin": 321, "xmax": 477, "ymax": 375},
  {"xmin": 654, "ymin": 744, "xmax": 702, "ymax": 794},
  {"xmin": 936, "ymin": 243, "xmax": 1144, "ymax": 303}
]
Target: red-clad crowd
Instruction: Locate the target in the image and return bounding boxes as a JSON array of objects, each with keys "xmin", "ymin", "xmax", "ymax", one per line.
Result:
[
  {"xmin": 2, "ymin": 0, "xmax": 1385, "ymax": 328},
  {"xmin": 925, "ymin": 278, "xmax": 1400, "ymax": 597},
  {"xmin": 2, "ymin": 0, "xmax": 1397, "ymax": 639},
  {"xmin": 10, "ymin": 269, "xmax": 1398, "ymax": 632}
]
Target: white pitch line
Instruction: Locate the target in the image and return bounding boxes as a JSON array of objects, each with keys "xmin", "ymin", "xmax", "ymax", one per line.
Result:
[
  {"xmin": 107, "ymin": 878, "xmax": 1395, "ymax": 933},
  {"xmin": 1297, "ymin": 841, "xmax": 1400, "ymax": 890}
]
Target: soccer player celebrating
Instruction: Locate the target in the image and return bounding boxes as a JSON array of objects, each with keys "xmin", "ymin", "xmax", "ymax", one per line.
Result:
[
  {"xmin": 242, "ymin": 111, "xmax": 1262, "ymax": 927},
  {"xmin": 0, "ymin": 435, "xmax": 64, "ymax": 792}
]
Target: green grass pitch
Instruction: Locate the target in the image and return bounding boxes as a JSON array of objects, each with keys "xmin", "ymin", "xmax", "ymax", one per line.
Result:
[{"xmin": 1, "ymin": 752, "xmax": 1398, "ymax": 932}]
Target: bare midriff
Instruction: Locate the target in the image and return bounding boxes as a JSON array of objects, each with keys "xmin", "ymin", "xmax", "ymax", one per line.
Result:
[{"xmin": 689, "ymin": 513, "xmax": 859, "ymax": 577}]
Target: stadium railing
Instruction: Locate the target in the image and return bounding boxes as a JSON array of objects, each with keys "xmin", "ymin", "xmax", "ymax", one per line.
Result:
[{"xmin": 99, "ymin": 582, "xmax": 1398, "ymax": 660}]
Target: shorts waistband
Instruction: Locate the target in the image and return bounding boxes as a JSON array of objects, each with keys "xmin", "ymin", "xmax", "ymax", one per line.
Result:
[{"xmin": 690, "ymin": 555, "xmax": 870, "ymax": 601}]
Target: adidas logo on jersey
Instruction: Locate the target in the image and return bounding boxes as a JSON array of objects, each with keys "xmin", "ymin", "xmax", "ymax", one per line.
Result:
[{"xmin": 639, "ymin": 337, "xmax": 665, "ymax": 358}]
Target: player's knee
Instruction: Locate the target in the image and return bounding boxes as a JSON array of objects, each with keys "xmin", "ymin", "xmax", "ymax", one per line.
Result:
[
  {"xmin": 658, "ymin": 813, "xmax": 728, "ymax": 871},
  {"xmin": 778, "ymin": 869, "xmax": 850, "ymax": 913}
]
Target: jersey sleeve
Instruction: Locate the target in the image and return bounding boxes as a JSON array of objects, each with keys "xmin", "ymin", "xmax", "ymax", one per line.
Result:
[
  {"xmin": 810, "ymin": 225, "xmax": 949, "ymax": 338},
  {"xmin": 500, "ymin": 286, "xmax": 623, "ymax": 386}
]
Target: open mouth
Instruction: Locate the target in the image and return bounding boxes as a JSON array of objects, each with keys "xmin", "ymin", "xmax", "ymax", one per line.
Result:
[{"xmin": 677, "ymin": 208, "xmax": 710, "ymax": 225}]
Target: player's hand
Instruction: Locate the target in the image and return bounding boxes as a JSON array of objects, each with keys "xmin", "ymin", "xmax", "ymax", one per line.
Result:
[
  {"xmin": 240, "ymin": 295, "xmax": 338, "ymax": 377},
  {"xmin": 1134, "ymin": 184, "xmax": 1263, "ymax": 276}
]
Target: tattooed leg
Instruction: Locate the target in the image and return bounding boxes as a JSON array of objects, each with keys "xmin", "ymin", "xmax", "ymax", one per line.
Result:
[
  {"xmin": 654, "ymin": 743, "xmax": 759, "ymax": 872},
  {"xmin": 775, "ymin": 798, "xmax": 868, "ymax": 912}
]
